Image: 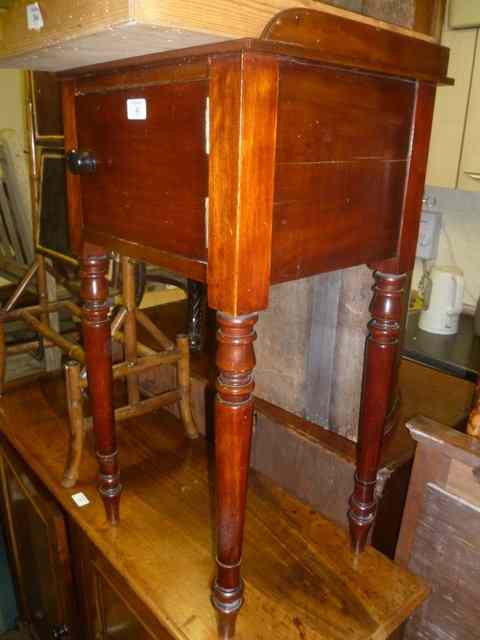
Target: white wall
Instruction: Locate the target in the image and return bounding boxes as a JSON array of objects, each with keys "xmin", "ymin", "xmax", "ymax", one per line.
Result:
[{"xmin": 413, "ymin": 185, "xmax": 480, "ymax": 308}]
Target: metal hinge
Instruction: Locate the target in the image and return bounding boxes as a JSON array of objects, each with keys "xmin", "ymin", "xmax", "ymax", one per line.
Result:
[
  {"xmin": 205, "ymin": 96, "xmax": 210, "ymax": 155},
  {"xmin": 205, "ymin": 196, "xmax": 209, "ymax": 248}
]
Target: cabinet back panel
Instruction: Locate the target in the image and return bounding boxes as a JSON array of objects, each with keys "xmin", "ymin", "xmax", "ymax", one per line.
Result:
[
  {"xmin": 271, "ymin": 62, "xmax": 414, "ymax": 282},
  {"xmin": 76, "ymin": 81, "xmax": 208, "ymax": 261}
]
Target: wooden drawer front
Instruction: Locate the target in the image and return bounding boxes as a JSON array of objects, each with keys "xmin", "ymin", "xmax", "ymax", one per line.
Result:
[
  {"xmin": 271, "ymin": 62, "xmax": 415, "ymax": 283},
  {"xmin": 76, "ymin": 81, "xmax": 208, "ymax": 261}
]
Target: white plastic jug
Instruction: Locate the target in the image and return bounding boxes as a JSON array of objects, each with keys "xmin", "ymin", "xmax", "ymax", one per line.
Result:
[{"xmin": 419, "ymin": 266, "xmax": 464, "ymax": 335}]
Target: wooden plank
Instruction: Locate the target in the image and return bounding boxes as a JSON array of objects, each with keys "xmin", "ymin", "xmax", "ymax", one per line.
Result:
[
  {"xmin": 404, "ymin": 482, "xmax": 480, "ymax": 640},
  {"xmin": 0, "ymin": 376, "xmax": 429, "ymax": 640},
  {"xmin": 327, "ymin": 266, "xmax": 372, "ymax": 440},
  {"xmin": 305, "ymin": 272, "xmax": 342, "ymax": 426},
  {"xmin": 0, "ymin": 181, "xmax": 15, "ymax": 260},
  {"xmin": 0, "ymin": 179, "xmax": 24, "ymax": 263},
  {"xmin": 395, "ymin": 442, "xmax": 450, "ymax": 567},
  {"xmin": 0, "ymin": 142, "xmax": 34, "ymax": 264},
  {"xmin": 407, "ymin": 415, "xmax": 480, "ymax": 468}
]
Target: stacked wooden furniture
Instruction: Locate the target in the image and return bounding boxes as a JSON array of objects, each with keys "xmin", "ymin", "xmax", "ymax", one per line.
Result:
[
  {"xmin": 396, "ymin": 415, "xmax": 480, "ymax": 639},
  {"xmin": 55, "ymin": 6, "xmax": 452, "ymax": 636},
  {"xmin": 0, "ymin": 376, "xmax": 429, "ymax": 639}
]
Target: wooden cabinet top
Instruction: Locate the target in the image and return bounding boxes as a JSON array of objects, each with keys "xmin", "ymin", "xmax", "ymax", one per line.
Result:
[{"xmin": 60, "ymin": 9, "xmax": 451, "ymax": 84}]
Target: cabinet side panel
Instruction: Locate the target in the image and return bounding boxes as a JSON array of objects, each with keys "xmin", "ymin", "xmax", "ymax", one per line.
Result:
[{"xmin": 271, "ymin": 62, "xmax": 415, "ymax": 283}]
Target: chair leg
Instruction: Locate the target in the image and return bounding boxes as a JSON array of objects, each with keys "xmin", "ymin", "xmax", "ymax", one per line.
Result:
[
  {"xmin": 62, "ymin": 360, "xmax": 85, "ymax": 488},
  {"xmin": 121, "ymin": 256, "xmax": 140, "ymax": 405},
  {"xmin": 0, "ymin": 322, "xmax": 6, "ymax": 397},
  {"xmin": 176, "ymin": 334, "xmax": 199, "ymax": 439}
]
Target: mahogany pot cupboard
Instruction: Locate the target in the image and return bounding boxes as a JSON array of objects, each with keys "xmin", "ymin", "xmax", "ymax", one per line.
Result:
[{"xmin": 59, "ymin": 8, "xmax": 451, "ymax": 637}]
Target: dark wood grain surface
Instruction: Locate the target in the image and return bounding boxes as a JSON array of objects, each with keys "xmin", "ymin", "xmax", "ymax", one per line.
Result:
[
  {"xmin": 76, "ymin": 81, "xmax": 208, "ymax": 263},
  {"xmin": 271, "ymin": 60, "xmax": 413, "ymax": 282}
]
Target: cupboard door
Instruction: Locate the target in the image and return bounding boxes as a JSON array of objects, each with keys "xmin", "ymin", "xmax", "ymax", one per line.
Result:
[
  {"xmin": 92, "ymin": 562, "xmax": 170, "ymax": 640},
  {"xmin": 0, "ymin": 439, "xmax": 76, "ymax": 640},
  {"xmin": 69, "ymin": 522, "xmax": 172, "ymax": 640},
  {"xmin": 425, "ymin": 24, "xmax": 477, "ymax": 188},
  {"xmin": 458, "ymin": 32, "xmax": 480, "ymax": 191}
]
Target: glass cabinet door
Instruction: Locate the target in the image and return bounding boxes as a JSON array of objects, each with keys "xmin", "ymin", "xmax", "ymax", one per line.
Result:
[{"xmin": 0, "ymin": 440, "xmax": 75, "ymax": 640}]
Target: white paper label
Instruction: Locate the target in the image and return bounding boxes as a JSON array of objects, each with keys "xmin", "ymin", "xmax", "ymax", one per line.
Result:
[
  {"xmin": 127, "ymin": 98, "xmax": 147, "ymax": 120},
  {"xmin": 72, "ymin": 492, "xmax": 90, "ymax": 507},
  {"xmin": 26, "ymin": 3, "xmax": 44, "ymax": 31}
]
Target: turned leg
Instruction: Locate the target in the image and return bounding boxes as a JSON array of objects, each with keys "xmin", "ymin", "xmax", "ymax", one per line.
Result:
[
  {"xmin": 349, "ymin": 271, "xmax": 407, "ymax": 553},
  {"xmin": 62, "ymin": 360, "xmax": 85, "ymax": 488},
  {"xmin": 80, "ymin": 253, "xmax": 121, "ymax": 524},
  {"xmin": 121, "ymin": 256, "xmax": 140, "ymax": 405},
  {"xmin": 212, "ymin": 312, "xmax": 257, "ymax": 639},
  {"xmin": 176, "ymin": 334, "xmax": 199, "ymax": 439}
]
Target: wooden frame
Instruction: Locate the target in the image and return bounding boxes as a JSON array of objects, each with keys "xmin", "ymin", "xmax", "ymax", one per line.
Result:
[
  {"xmin": 62, "ymin": 256, "xmax": 198, "ymax": 490},
  {"xmin": 0, "ymin": 138, "xmax": 34, "ymax": 269},
  {"xmin": 29, "ymin": 71, "xmax": 64, "ymax": 144},
  {"xmin": 35, "ymin": 151, "xmax": 76, "ymax": 265}
]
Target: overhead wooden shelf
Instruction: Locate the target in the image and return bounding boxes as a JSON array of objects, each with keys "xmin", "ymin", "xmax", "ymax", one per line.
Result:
[{"xmin": 0, "ymin": 0, "xmax": 435, "ymax": 71}]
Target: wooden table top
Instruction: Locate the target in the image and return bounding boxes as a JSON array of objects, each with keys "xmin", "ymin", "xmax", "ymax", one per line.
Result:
[
  {"xmin": 0, "ymin": 375, "xmax": 428, "ymax": 639},
  {"xmin": 0, "ymin": 1, "xmax": 438, "ymax": 72}
]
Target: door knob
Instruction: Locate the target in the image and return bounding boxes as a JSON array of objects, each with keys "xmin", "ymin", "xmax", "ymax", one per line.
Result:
[{"xmin": 66, "ymin": 149, "xmax": 97, "ymax": 175}]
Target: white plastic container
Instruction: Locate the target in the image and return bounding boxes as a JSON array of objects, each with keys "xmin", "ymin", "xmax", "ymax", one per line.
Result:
[{"xmin": 419, "ymin": 265, "xmax": 464, "ymax": 335}]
